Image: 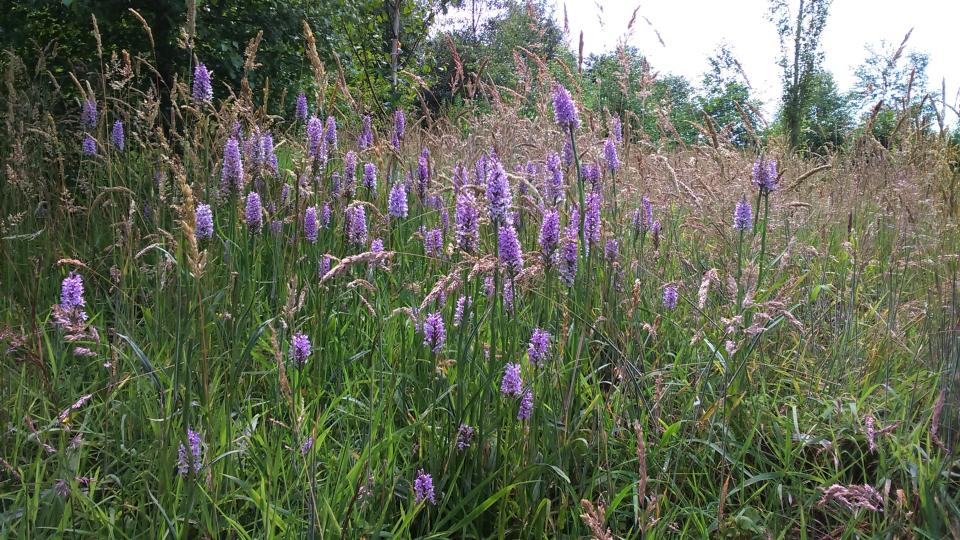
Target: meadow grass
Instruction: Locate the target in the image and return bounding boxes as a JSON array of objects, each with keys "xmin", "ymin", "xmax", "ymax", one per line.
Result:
[{"xmin": 0, "ymin": 37, "xmax": 959, "ymax": 539}]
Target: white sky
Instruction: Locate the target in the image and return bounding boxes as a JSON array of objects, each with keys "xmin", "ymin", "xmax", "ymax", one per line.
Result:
[{"xmin": 552, "ymin": 0, "xmax": 960, "ymax": 124}]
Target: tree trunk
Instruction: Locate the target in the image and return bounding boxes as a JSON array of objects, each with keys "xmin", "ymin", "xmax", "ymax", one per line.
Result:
[
  {"xmin": 390, "ymin": 0, "xmax": 401, "ymax": 99},
  {"xmin": 788, "ymin": 0, "xmax": 805, "ymax": 149}
]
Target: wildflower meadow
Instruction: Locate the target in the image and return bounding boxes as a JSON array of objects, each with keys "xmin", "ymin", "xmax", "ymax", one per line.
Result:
[{"xmin": 1, "ymin": 7, "xmax": 959, "ymax": 539}]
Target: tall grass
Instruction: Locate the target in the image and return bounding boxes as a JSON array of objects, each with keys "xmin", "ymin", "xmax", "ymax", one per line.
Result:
[{"xmin": 1, "ymin": 24, "xmax": 959, "ymax": 539}]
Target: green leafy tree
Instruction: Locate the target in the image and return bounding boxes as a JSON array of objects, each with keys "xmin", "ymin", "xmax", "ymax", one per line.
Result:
[
  {"xmin": 801, "ymin": 70, "xmax": 851, "ymax": 153},
  {"xmin": 769, "ymin": 0, "xmax": 832, "ymax": 150},
  {"xmin": 583, "ymin": 47, "xmax": 699, "ymax": 146},
  {"xmin": 850, "ymin": 30, "xmax": 929, "ymax": 113},
  {"xmin": 425, "ymin": 0, "xmax": 567, "ymax": 112},
  {"xmin": 0, "ymin": 0, "xmax": 449, "ymax": 119},
  {"xmin": 848, "ymin": 31, "xmax": 935, "ymax": 147},
  {"xmin": 699, "ymin": 45, "xmax": 762, "ymax": 148}
]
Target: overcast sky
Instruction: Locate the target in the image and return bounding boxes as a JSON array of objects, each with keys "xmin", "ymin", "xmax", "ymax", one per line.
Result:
[{"xmin": 551, "ymin": 0, "xmax": 959, "ymax": 123}]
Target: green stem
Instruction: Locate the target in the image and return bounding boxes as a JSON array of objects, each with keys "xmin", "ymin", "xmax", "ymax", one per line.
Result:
[
  {"xmin": 757, "ymin": 193, "xmax": 771, "ymax": 293},
  {"xmin": 568, "ymin": 125, "xmax": 586, "ymax": 260},
  {"xmin": 736, "ymin": 229, "xmax": 745, "ymax": 311}
]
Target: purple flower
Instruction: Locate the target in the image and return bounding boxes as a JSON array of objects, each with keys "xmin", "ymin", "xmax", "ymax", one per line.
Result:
[
  {"xmin": 345, "ymin": 205, "xmax": 368, "ymax": 246},
  {"xmin": 734, "ymin": 197, "xmax": 752, "ymax": 231},
  {"xmin": 612, "ymin": 116, "xmax": 623, "ymax": 142},
  {"xmin": 439, "ymin": 205, "xmax": 450, "ymax": 232},
  {"xmin": 177, "ymin": 429, "xmax": 203, "ymax": 475},
  {"xmin": 453, "ymin": 295, "xmax": 469, "ymax": 326},
  {"xmin": 518, "ymin": 389, "xmax": 534, "ymax": 421},
  {"xmin": 111, "ymin": 120, "xmax": 124, "ymax": 152},
  {"xmin": 392, "ymin": 109, "xmax": 405, "ymax": 151},
  {"xmin": 642, "ymin": 196, "xmax": 653, "ymax": 232},
  {"xmin": 413, "ymin": 469, "xmax": 435, "ymax": 505},
  {"xmin": 319, "ymin": 255, "xmax": 332, "ymax": 279},
  {"xmin": 527, "ymin": 328, "xmax": 552, "ymax": 367},
  {"xmin": 604, "ymin": 239, "xmax": 619, "ymax": 263},
  {"xmin": 270, "ymin": 219, "xmax": 283, "ymax": 235},
  {"xmin": 61, "ymin": 272, "xmax": 86, "ymax": 311},
  {"xmin": 296, "ymin": 92, "xmax": 308, "ymax": 121},
  {"xmin": 584, "ymin": 192, "xmax": 602, "ymax": 247},
  {"xmin": 369, "ymin": 239, "xmax": 385, "ymax": 269},
  {"xmin": 344, "ymin": 151, "xmax": 357, "ymax": 198},
  {"xmin": 358, "ymin": 114, "xmax": 373, "ymax": 150},
  {"xmin": 245, "ymin": 192, "xmax": 262, "ymax": 233},
  {"xmin": 503, "ymin": 278, "xmax": 515, "ymax": 315},
  {"xmin": 651, "ymin": 220, "xmax": 662, "ymax": 248},
  {"xmin": 291, "ymin": 332, "xmax": 311, "ymax": 365},
  {"xmin": 539, "ymin": 208, "xmax": 560, "ymax": 266},
  {"xmin": 388, "ymin": 182, "xmax": 408, "ymax": 219},
  {"xmin": 331, "ymin": 172, "xmax": 341, "ymax": 198},
  {"xmin": 424, "ymin": 228, "xmax": 443, "ymax": 257},
  {"xmin": 307, "ymin": 116, "xmax": 326, "ymax": 161},
  {"xmin": 546, "ymin": 153, "xmax": 564, "ymax": 205},
  {"xmin": 222, "ymin": 137, "xmax": 244, "ymax": 192},
  {"xmin": 663, "ymin": 284, "xmax": 678, "ymax": 310},
  {"xmin": 417, "ymin": 148, "xmax": 430, "ymax": 200},
  {"xmin": 301, "ymin": 437, "xmax": 314, "ymax": 456},
  {"xmin": 320, "ymin": 203, "xmax": 331, "ymax": 228},
  {"xmin": 324, "ymin": 116, "xmax": 337, "ymax": 150},
  {"xmin": 195, "ymin": 203, "xmax": 213, "ymax": 240},
  {"xmin": 562, "ymin": 141, "xmax": 574, "ymax": 168},
  {"xmin": 261, "ymin": 132, "xmax": 278, "ymax": 176},
  {"xmin": 583, "ymin": 163, "xmax": 601, "ymax": 191},
  {"xmin": 552, "ymin": 83, "xmax": 580, "ymax": 130},
  {"xmin": 752, "ymin": 158, "xmax": 778, "ymax": 193},
  {"xmin": 485, "ymin": 161, "xmax": 512, "ymax": 225},
  {"xmin": 454, "ymin": 191, "xmax": 479, "ymax": 253},
  {"xmin": 559, "ymin": 231, "xmax": 578, "ymax": 287},
  {"xmin": 304, "ymin": 206, "xmax": 319, "ymax": 243},
  {"xmin": 500, "ymin": 362, "xmax": 522, "ymax": 397},
  {"xmin": 603, "ymin": 139, "xmax": 618, "ymax": 172},
  {"xmin": 81, "ymin": 99, "xmax": 97, "ymax": 128},
  {"xmin": 455, "ymin": 424, "xmax": 475, "ymax": 450},
  {"xmin": 243, "ymin": 129, "xmax": 261, "ymax": 169},
  {"xmin": 484, "ymin": 275, "xmax": 495, "ymax": 298},
  {"xmin": 422, "ymin": 311, "xmax": 445, "ymax": 353},
  {"xmin": 498, "ymin": 224, "xmax": 523, "ymax": 275},
  {"xmin": 192, "ymin": 64, "xmax": 213, "ymax": 104},
  {"xmin": 362, "ymin": 162, "xmax": 377, "ymax": 191},
  {"xmin": 631, "ymin": 208, "xmax": 643, "ymax": 234},
  {"xmin": 82, "ymin": 134, "xmax": 97, "ymax": 156}
]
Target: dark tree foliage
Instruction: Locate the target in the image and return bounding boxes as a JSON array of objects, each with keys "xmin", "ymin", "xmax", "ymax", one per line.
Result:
[
  {"xmin": 584, "ymin": 48, "xmax": 699, "ymax": 146},
  {"xmin": 801, "ymin": 70, "xmax": 851, "ymax": 154},
  {"xmin": 0, "ymin": 0, "xmax": 451, "ymax": 120},
  {"xmin": 424, "ymin": 0, "xmax": 567, "ymax": 114}
]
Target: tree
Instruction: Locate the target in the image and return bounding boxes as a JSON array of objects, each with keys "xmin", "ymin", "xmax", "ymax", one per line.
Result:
[
  {"xmin": 699, "ymin": 45, "xmax": 762, "ymax": 148},
  {"xmin": 850, "ymin": 31, "xmax": 928, "ymax": 113},
  {"xmin": 801, "ymin": 70, "xmax": 852, "ymax": 153},
  {"xmin": 424, "ymin": 0, "xmax": 567, "ymax": 111},
  {"xmin": 769, "ymin": 0, "xmax": 832, "ymax": 150},
  {"xmin": 0, "ymin": 0, "xmax": 449, "ymax": 120},
  {"xmin": 848, "ymin": 30, "xmax": 937, "ymax": 147},
  {"xmin": 584, "ymin": 47, "xmax": 700, "ymax": 146}
]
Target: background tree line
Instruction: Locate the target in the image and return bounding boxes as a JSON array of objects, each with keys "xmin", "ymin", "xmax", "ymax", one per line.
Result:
[{"xmin": 1, "ymin": 0, "xmax": 957, "ymax": 155}]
